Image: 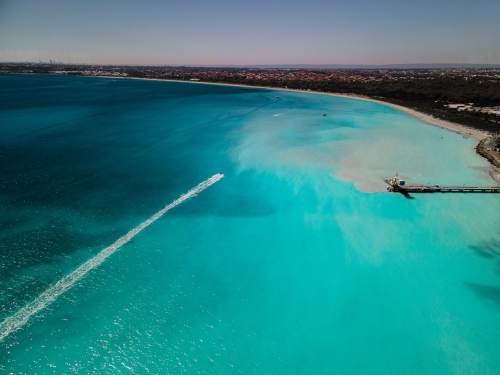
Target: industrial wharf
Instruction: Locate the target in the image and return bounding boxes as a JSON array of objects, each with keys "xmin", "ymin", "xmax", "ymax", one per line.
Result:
[{"xmin": 385, "ymin": 173, "xmax": 500, "ymax": 193}]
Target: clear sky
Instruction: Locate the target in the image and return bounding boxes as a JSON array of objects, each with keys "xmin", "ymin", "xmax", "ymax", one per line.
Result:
[{"xmin": 0, "ymin": 0, "xmax": 499, "ymax": 65}]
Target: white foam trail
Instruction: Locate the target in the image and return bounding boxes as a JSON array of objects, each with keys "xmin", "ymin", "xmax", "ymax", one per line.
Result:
[
  {"xmin": 0, "ymin": 173, "xmax": 224, "ymax": 342},
  {"xmin": 272, "ymin": 113, "xmax": 284, "ymax": 117}
]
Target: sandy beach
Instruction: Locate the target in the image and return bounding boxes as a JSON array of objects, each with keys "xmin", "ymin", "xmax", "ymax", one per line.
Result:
[
  {"xmin": 259, "ymin": 88, "xmax": 490, "ymax": 141},
  {"xmin": 237, "ymin": 84, "xmax": 500, "ymax": 182},
  {"xmin": 321, "ymin": 93, "xmax": 491, "ymax": 140},
  {"xmin": 159, "ymin": 79, "xmax": 492, "ymax": 140},
  {"xmin": 109, "ymin": 77, "xmax": 488, "ymax": 137},
  {"xmin": 103, "ymin": 76, "xmax": 500, "ymax": 183},
  {"xmin": 245, "ymin": 84, "xmax": 500, "ymax": 183}
]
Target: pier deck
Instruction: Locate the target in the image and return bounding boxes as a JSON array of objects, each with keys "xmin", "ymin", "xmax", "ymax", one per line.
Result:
[
  {"xmin": 387, "ymin": 185, "xmax": 500, "ymax": 193},
  {"xmin": 384, "ymin": 174, "xmax": 500, "ymax": 193}
]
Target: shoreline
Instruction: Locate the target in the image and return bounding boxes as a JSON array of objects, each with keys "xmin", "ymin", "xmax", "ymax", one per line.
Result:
[
  {"xmin": 312, "ymin": 92, "xmax": 491, "ymax": 141},
  {"xmin": 9, "ymin": 73, "xmax": 494, "ymax": 140},
  {"xmin": 158, "ymin": 78, "xmax": 492, "ymax": 139},
  {"xmin": 80, "ymin": 75, "xmax": 500, "ymax": 183}
]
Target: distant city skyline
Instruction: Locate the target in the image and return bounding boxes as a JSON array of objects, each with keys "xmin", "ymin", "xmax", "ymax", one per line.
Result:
[{"xmin": 1, "ymin": 0, "xmax": 499, "ymax": 65}]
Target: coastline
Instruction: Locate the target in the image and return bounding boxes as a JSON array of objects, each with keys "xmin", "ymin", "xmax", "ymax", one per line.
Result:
[
  {"xmin": 8, "ymin": 73, "xmax": 494, "ymax": 140},
  {"xmin": 159, "ymin": 78, "xmax": 492, "ymax": 139},
  {"xmin": 315, "ymin": 92, "xmax": 490, "ymax": 141},
  {"xmin": 89, "ymin": 75, "xmax": 500, "ymax": 183}
]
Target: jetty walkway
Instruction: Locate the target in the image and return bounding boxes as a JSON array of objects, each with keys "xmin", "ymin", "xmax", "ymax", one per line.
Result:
[
  {"xmin": 384, "ymin": 173, "xmax": 500, "ymax": 193},
  {"xmin": 387, "ymin": 185, "xmax": 500, "ymax": 193}
]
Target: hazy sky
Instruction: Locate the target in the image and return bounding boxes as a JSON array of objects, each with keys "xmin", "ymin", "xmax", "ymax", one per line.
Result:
[{"xmin": 1, "ymin": 0, "xmax": 499, "ymax": 65}]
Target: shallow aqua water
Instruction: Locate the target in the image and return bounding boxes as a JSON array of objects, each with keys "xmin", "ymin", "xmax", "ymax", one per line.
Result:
[{"xmin": 1, "ymin": 75, "xmax": 499, "ymax": 374}]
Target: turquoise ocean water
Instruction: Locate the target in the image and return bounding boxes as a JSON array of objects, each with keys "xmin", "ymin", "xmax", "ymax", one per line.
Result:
[{"xmin": 1, "ymin": 75, "xmax": 499, "ymax": 374}]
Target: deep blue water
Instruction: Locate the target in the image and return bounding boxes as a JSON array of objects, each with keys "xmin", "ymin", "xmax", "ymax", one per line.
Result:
[{"xmin": 1, "ymin": 75, "xmax": 500, "ymax": 374}]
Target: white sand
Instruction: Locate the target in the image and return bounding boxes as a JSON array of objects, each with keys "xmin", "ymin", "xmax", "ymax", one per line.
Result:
[
  {"xmin": 96, "ymin": 77, "xmax": 500, "ymax": 181},
  {"xmin": 99, "ymin": 76, "xmax": 492, "ymax": 140},
  {"xmin": 320, "ymin": 92, "xmax": 491, "ymax": 141}
]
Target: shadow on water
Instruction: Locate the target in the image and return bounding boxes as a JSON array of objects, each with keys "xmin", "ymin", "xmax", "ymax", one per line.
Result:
[
  {"xmin": 174, "ymin": 191, "xmax": 275, "ymax": 218},
  {"xmin": 399, "ymin": 190, "xmax": 415, "ymax": 199},
  {"xmin": 467, "ymin": 238, "xmax": 500, "ymax": 301},
  {"xmin": 463, "ymin": 282, "xmax": 500, "ymax": 308},
  {"xmin": 469, "ymin": 239, "xmax": 500, "ymax": 259}
]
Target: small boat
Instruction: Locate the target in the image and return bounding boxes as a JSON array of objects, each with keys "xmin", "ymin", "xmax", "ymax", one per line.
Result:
[
  {"xmin": 323, "ymin": 113, "xmax": 326, "ymax": 116},
  {"xmin": 275, "ymin": 96, "xmax": 279, "ymax": 98}
]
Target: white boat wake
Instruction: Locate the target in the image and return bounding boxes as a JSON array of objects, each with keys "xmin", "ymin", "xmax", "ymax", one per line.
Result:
[
  {"xmin": 0, "ymin": 173, "xmax": 224, "ymax": 342},
  {"xmin": 272, "ymin": 113, "xmax": 284, "ymax": 117}
]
